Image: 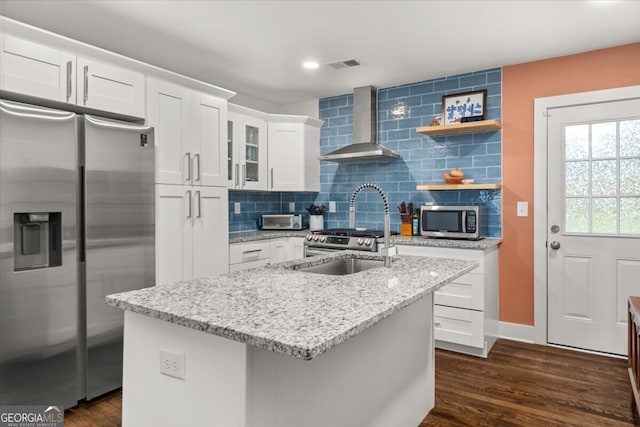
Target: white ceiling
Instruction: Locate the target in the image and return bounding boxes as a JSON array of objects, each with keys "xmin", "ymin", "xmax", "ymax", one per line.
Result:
[{"xmin": 1, "ymin": 0, "xmax": 639, "ymax": 110}]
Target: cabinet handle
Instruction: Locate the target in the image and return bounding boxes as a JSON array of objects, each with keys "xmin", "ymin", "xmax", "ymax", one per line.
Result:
[
  {"xmin": 434, "ymin": 322, "xmax": 442, "ymax": 328},
  {"xmin": 186, "ymin": 190, "xmax": 192, "ymax": 219},
  {"xmin": 194, "ymin": 153, "xmax": 201, "ymax": 182},
  {"xmin": 242, "ymin": 164, "xmax": 246, "ymax": 187},
  {"xmin": 185, "ymin": 152, "xmax": 191, "ymax": 183},
  {"xmin": 195, "ymin": 190, "xmax": 201, "ymax": 218},
  {"xmin": 270, "ymin": 167, "xmax": 274, "ymax": 190},
  {"xmin": 234, "ymin": 164, "xmax": 239, "ymax": 187},
  {"xmin": 83, "ymin": 65, "xmax": 88, "ymax": 103},
  {"xmin": 66, "ymin": 61, "xmax": 72, "ymax": 101}
]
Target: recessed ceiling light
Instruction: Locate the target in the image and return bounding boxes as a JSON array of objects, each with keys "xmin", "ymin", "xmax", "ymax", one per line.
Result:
[{"xmin": 303, "ymin": 61, "xmax": 319, "ymax": 70}]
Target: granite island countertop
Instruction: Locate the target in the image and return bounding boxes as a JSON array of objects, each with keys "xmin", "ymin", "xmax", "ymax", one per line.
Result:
[{"xmin": 107, "ymin": 252, "xmax": 477, "ymax": 360}]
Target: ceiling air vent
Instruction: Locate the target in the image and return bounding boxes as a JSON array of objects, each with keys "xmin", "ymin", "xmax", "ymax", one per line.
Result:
[{"xmin": 327, "ymin": 59, "xmax": 360, "ymax": 69}]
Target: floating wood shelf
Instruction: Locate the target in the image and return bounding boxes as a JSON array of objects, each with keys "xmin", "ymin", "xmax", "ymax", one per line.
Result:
[
  {"xmin": 416, "ymin": 119, "xmax": 501, "ymax": 136},
  {"xmin": 416, "ymin": 183, "xmax": 502, "ymax": 191}
]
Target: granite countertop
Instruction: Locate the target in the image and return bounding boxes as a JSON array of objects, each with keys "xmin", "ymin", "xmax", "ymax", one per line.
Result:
[
  {"xmin": 106, "ymin": 252, "xmax": 477, "ymax": 360},
  {"xmin": 229, "ymin": 229, "xmax": 501, "ymax": 250}
]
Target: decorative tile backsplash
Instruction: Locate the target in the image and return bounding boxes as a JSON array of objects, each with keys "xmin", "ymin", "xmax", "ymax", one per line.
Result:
[{"xmin": 229, "ymin": 67, "xmax": 502, "ymax": 237}]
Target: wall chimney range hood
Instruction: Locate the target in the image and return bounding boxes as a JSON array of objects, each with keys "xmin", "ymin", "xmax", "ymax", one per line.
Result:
[{"xmin": 319, "ymin": 86, "xmax": 401, "ymax": 163}]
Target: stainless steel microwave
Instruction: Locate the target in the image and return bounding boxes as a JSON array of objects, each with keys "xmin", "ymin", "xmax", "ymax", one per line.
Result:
[{"xmin": 420, "ymin": 205, "xmax": 483, "ymax": 240}]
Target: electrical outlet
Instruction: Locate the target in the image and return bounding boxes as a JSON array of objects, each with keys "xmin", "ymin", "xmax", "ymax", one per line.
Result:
[
  {"xmin": 159, "ymin": 348, "xmax": 185, "ymax": 380},
  {"xmin": 329, "ymin": 201, "xmax": 336, "ymax": 213},
  {"xmin": 234, "ymin": 202, "xmax": 241, "ymax": 214},
  {"xmin": 289, "ymin": 202, "xmax": 295, "ymax": 212}
]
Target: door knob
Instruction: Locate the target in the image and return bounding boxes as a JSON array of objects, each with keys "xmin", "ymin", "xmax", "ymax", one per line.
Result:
[{"xmin": 550, "ymin": 241, "xmax": 561, "ymax": 250}]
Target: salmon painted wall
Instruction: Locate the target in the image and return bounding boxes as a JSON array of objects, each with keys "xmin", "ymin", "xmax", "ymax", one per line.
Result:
[{"xmin": 501, "ymin": 43, "xmax": 640, "ymax": 325}]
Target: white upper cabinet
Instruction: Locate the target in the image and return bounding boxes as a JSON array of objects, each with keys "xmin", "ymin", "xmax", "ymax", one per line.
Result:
[
  {"xmin": 147, "ymin": 78, "xmax": 191, "ymax": 185},
  {"xmin": 0, "ymin": 34, "xmax": 75, "ymax": 103},
  {"xmin": 147, "ymin": 78, "xmax": 227, "ymax": 187},
  {"xmin": 267, "ymin": 116, "xmax": 323, "ymax": 192},
  {"xmin": 192, "ymin": 93, "xmax": 227, "ymax": 187},
  {"xmin": 1, "ymin": 34, "xmax": 145, "ymax": 117},
  {"xmin": 77, "ymin": 57, "xmax": 145, "ymax": 117},
  {"xmin": 228, "ymin": 105, "xmax": 268, "ymax": 191}
]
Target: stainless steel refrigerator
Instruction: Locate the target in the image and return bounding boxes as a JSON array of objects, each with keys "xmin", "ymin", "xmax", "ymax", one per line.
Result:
[{"xmin": 0, "ymin": 99, "xmax": 154, "ymax": 408}]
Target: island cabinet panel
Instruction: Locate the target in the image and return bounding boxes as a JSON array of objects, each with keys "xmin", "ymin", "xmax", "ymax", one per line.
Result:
[
  {"xmin": 121, "ymin": 295, "xmax": 435, "ymax": 427},
  {"xmin": 397, "ymin": 244, "xmax": 499, "ymax": 357}
]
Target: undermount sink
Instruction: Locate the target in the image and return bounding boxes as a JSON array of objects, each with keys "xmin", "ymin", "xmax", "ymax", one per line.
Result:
[{"xmin": 293, "ymin": 257, "xmax": 385, "ymax": 276}]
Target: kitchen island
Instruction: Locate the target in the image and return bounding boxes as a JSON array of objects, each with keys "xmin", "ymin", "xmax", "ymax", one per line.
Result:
[{"xmin": 107, "ymin": 252, "xmax": 477, "ymax": 427}]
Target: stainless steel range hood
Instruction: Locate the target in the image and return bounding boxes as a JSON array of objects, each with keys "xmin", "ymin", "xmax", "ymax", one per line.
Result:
[{"xmin": 319, "ymin": 86, "xmax": 401, "ymax": 163}]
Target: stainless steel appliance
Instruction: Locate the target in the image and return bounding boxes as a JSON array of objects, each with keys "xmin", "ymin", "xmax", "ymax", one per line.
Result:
[
  {"xmin": 0, "ymin": 99, "xmax": 155, "ymax": 407},
  {"xmin": 260, "ymin": 214, "xmax": 305, "ymax": 230},
  {"xmin": 304, "ymin": 228, "xmax": 391, "ymax": 256},
  {"xmin": 420, "ymin": 205, "xmax": 484, "ymax": 240}
]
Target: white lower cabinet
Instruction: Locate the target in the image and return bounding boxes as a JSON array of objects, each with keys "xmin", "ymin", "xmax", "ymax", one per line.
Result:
[
  {"xmin": 397, "ymin": 244, "xmax": 499, "ymax": 357},
  {"xmin": 229, "ymin": 237, "xmax": 305, "ymax": 272},
  {"xmin": 156, "ymin": 184, "xmax": 228, "ymax": 285}
]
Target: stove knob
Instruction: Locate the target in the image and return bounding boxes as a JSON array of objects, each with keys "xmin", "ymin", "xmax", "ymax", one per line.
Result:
[
  {"xmin": 313, "ymin": 235, "xmax": 319, "ymax": 241},
  {"xmin": 357, "ymin": 238, "xmax": 364, "ymax": 245},
  {"xmin": 319, "ymin": 236, "xmax": 326, "ymax": 242},
  {"xmin": 306, "ymin": 234, "xmax": 313, "ymax": 241},
  {"xmin": 364, "ymin": 239, "xmax": 372, "ymax": 246}
]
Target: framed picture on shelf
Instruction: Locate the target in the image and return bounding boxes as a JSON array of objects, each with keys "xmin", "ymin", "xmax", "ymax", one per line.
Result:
[{"xmin": 442, "ymin": 90, "xmax": 487, "ymax": 125}]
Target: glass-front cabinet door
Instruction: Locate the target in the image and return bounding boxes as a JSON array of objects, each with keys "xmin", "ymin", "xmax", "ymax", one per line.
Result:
[{"xmin": 227, "ymin": 108, "xmax": 267, "ymax": 190}]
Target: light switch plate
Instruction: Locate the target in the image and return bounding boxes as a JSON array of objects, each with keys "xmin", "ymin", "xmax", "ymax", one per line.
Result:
[
  {"xmin": 517, "ymin": 201, "xmax": 528, "ymax": 217},
  {"xmin": 329, "ymin": 201, "xmax": 336, "ymax": 213},
  {"xmin": 234, "ymin": 202, "xmax": 241, "ymax": 214}
]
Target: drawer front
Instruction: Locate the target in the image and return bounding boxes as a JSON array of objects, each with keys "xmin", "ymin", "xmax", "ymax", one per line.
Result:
[
  {"xmin": 229, "ymin": 242, "xmax": 270, "ymax": 265},
  {"xmin": 434, "ymin": 305, "xmax": 484, "ymax": 348},
  {"xmin": 434, "ymin": 273, "xmax": 484, "ymax": 310}
]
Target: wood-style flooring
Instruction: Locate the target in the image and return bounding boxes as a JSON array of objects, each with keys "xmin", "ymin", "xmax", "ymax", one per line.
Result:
[{"xmin": 64, "ymin": 339, "xmax": 638, "ymax": 426}]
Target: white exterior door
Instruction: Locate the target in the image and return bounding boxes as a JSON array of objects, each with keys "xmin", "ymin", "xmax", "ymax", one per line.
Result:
[{"xmin": 547, "ymin": 98, "xmax": 640, "ymax": 355}]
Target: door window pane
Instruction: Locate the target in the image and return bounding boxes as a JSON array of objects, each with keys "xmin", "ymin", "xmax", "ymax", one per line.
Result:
[
  {"xmin": 620, "ymin": 159, "xmax": 640, "ymax": 195},
  {"xmin": 565, "ymin": 124, "xmax": 589, "ymax": 160},
  {"xmin": 620, "ymin": 197, "xmax": 640, "ymax": 234},
  {"xmin": 591, "ymin": 160, "xmax": 617, "ymax": 196},
  {"xmin": 566, "ymin": 198, "xmax": 589, "ymax": 233},
  {"xmin": 592, "ymin": 198, "xmax": 617, "ymax": 233},
  {"xmin": 620, "ymin": 119, "xmax": 640, "ymax": 157},
  {"xmin": 565, "ymin": 161, "xmax": 589, "ymax": 196},
  {"xmin": 591, "ymin": 122, "xmax": 617, "ymax": 158}
]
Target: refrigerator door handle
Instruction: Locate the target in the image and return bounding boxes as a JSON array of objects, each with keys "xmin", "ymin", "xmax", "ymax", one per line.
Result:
[
  {"xmin": 84, "ymin": 115, "xmax": 153, "ymax": 132},
  {"xmin": 194, "ymin": 153, "xmax": 201, "ymax": 183},
  {"xmin": 186, "ymin": 190, "xmax": 192, "ymax": 219},
  {"xmin": 0, "ymin": 100, "xmax": 76, "ymax": 121}
]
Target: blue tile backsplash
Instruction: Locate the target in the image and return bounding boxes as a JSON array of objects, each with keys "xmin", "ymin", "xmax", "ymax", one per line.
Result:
[{"xmin": 229, "ymin": 68, "xmax": 502, "ymax": 237}]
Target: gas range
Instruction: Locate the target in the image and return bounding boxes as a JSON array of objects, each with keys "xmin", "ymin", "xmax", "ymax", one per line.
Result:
[{"xmin": 304, "ymin": 228, "xmax": 393, "ymax": 252}]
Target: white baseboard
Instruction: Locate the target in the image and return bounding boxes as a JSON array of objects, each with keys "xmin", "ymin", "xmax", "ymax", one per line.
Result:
[{"xmin": 498, "ymin": 321, "xmax": 534, "ymax": 343}]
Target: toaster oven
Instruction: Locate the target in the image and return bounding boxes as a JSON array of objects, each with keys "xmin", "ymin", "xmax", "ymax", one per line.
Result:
[{"xmin": 259, "ymin": 214, "xmax": 305, "ymax": 230}]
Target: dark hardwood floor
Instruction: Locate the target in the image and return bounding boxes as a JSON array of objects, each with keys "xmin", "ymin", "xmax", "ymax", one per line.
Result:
[{"xmin": 64, "ymin": 339, "xmax": 638, "ymax": 426}]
